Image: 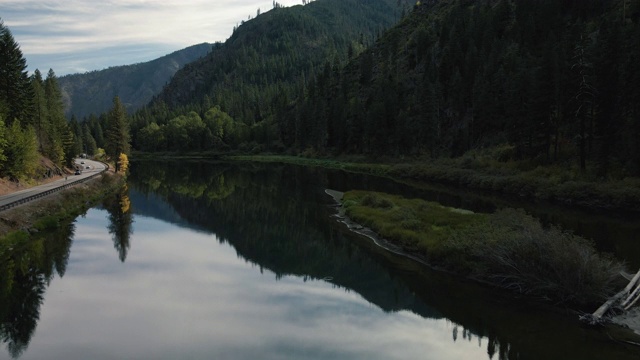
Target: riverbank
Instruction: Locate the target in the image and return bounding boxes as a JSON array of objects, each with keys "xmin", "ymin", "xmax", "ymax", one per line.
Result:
[
  {"xmin": 0, "ymin": 171, "xmax": 124, "ymax": 239},
  {"xmin": 328, "ymin": 189, "xmax": 625, "ymax": 308},
  {"xmin": 224, "ymin": 154, "xmax": 640, "ymax": 213},
  {"xmin": 133, "ymin": 151, "xmax": 640, "ymax": 215}
]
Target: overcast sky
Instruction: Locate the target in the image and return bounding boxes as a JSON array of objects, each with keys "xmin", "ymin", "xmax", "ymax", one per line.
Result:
[{"xmin": 1, "ymin": 0, "xmax": 301, "ymax": 76}]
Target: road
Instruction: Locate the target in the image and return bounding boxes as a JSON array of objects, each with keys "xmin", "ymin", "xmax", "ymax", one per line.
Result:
[{"xmin": 0, "ymin": 159, "xmax": 107, "ymax": 210}]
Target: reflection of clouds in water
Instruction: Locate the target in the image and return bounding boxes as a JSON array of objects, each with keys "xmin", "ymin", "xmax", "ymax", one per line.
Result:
[{"xmin": 19, "ymin": 210, "xmax": 485, "ymax": 360}]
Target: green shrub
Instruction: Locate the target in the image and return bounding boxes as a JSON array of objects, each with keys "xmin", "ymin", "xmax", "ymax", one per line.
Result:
[
  {"xmin": 343, "ymin": 190, "xmax": 625, "ymax": 306},
  {"xmin": 446, "ymin": 209, "xmax": 624, "ymax": 305},
  {"xmin": 34, "ymin": 215, "xmax": 60, "ymax": 231},
  {"xmin": 0, "ymin": 231, "xmax": 29, "ymax": 252},
  {"xmin": 360, "ymin": 193, "xmax": 394, "ymax": 209}
]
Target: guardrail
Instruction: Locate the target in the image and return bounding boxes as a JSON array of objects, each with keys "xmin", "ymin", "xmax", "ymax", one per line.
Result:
[{"xmin": 0, "ymin": 161, "xmax": 110, "ymax": 212}]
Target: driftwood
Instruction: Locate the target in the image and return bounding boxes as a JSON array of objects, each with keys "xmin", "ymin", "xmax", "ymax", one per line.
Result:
[
  {"xmin": 582, "ymin": 268, "xmax": 640, "ymax": 325},
  {"xmin": 623, "ymin": 276, "xmax": 640, "ymax": 310}
]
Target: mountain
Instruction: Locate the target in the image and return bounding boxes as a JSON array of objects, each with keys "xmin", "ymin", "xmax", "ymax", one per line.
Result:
[
  {"xmin": 131, "ymin": 0, "xmax": 639, "ymax": 179},
  {"xmin": 58, "ymin": 43, "xmax": 213, "ymax": 119},
  {"xmin": 283, "ymin": 0, "xmax": 640, "ymax": 173},
  {"xmin": 131, "ymin": 0, "xmax": 401, "ymax": 151}
]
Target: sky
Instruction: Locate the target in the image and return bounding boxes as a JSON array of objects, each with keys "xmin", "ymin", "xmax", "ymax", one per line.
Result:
[{"xmin": 0, "ymin": 0, "xmax": 301, "ymax": 76}]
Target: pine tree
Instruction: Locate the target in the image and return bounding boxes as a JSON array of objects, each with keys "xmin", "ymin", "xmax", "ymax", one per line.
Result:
[
  {"xmin": 105, "ymin": 96, "xmax": 131, "ymax": 172},
  {"xmin": 45, "ymin": 69, "xmax": 74, "ymax": 166},
  {"xmin": 88, "ymin": 114, "xmax": 105, "ymax": 148},
  {"xmin": 82, "ymin": 123, "xmax": 98, "ymax": 155},
  {"xmin": 31, "ymin": 69, "xmax": 48, "ymax": 151},
  {"xmin": 0, "ymin": 19, "xmax": 32, "ymax": 125},
  {"xmin": 0, "ymin": 115, "xmax": 7, "ymax": 165}
]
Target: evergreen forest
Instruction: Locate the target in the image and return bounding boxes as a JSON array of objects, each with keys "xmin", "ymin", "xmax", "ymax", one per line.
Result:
[
  {"xmin": 131, "ymin": 0, "xmax": 401, "ymax": 152},
  {"xmin": 0, "ymin": 19, "xmax": 129, "ymax": 182},
  {"xmin": 3, "ymin": 0, "xmax": 640, "ymax": 185},
  {"xmin": 133, "ymin": 0, "xmax": 640, "ymax": 179}
]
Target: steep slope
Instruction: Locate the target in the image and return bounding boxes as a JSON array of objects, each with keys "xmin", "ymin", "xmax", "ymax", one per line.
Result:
[
  {"xmin": 59, "ymin": 43, "xmax": 212, "ymax": 118},
  {"xmin": 286, "ymin": 0, "xmax": 640, "ymax": 173},
  {"xmin": 139, "ymin": 0, "xmax": 399, "ymax": 128}
]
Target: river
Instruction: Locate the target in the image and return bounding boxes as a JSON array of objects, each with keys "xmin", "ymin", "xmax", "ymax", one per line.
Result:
[{"xmin": 1, "ymin": 160, "xmax": 639, "ymax": 359}]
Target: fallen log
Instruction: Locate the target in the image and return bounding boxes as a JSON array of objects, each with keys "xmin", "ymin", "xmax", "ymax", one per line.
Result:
[
  {"xmin": 582, "ymin": 268, "xmax": 640, "ymax": 325},
  {"xmin": 623, "ymin": 279, "xmax": 640, "ymax": 310}
]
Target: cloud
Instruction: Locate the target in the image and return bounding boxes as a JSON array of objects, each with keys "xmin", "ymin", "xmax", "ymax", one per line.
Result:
[
  {"xmin": 1, "ymin": 0, "xmax": 301, "ymax": 75},
  {"xmin": 19, "ymin": 209, "xmax": 487, "ymax": 360}
]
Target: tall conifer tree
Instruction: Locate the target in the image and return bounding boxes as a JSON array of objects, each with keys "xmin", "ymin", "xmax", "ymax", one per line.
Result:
[
  {"xmin": 105, "ymin": 96, "xmax": 130, "ymax": 171},
  {"xmin": 0, "ymin": 19, "xmax": 32, "ymax": 125}
]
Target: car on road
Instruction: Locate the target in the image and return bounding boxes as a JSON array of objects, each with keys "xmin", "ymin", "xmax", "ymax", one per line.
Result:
[
  {"xmin": 75, "ymin": 170, "xmax": 81, "ymax": 175},
  {"xmin": 80, "ymin": 161, "xmax": 85, "ymax": 164}
]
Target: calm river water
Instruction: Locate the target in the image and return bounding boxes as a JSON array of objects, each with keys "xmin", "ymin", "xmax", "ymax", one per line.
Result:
[{"xmin": 1, "ymin": 160, "xmax": 639, "ymax": 359}]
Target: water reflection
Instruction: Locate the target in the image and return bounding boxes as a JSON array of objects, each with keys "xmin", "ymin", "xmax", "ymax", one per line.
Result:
[
  {"xmin": 7, "ymin": 211, "xmax": 486, "ymax": 360},
  {"xmin": 103, "ymin": 184, "xmax": 134, "ymax": 262},
  {"xmin": 2, "ymin": 160, "xmax": 639, "ymax": 359},
  {"xmin": 125, "ymin": 160, "xmax": 639, "ymax": 360},
  {"xmin": 0, "ymin": 223, "xmax": 75, "ymax": 358}
]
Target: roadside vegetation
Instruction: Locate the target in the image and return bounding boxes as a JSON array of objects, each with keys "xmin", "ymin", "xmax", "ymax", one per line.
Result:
[
  {"xmin": 341, "ymin": 190, "xmax": 625, "ymax": 306},
  {"xmin": 0, "ymin": 172, "xmax": 124, "ymax": 240}
]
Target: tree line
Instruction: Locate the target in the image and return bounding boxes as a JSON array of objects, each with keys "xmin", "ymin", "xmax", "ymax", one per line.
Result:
[
  {"xmin": 131, "ymin": 0, "xmax": 640, "ymax": 179},
  {"xmin": 281, "ymin": 0, "xmax": 640, "ymax": 177},
  {"xmin": 130, "ymin": 0, "xmax": 400, "ymax": 153},
  {"xmin": 0, "ymin": 18, "xmax": 130, "ymax": 181}
]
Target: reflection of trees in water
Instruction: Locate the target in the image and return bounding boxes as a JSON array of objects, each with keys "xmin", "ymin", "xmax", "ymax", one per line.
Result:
[
  {"xmin": 129, "ymin": 160, "xmax": 235, "ymax": 203},
  {"xmin": 0, "ymin": 223, "xmax": 75, "ymax": 358},
  {"xmin": 130, "ymin": 160, "xmax": 432, "ymax": 315},
  {"xmin": 103, "ymin": 184, "xmax": 134, "ymax": 262},
  {"xmin": 131, "ymin": 161, "xmax": 519, "ymax": 358},
  {"xmin": 451, "ymin": 324, "xmax": 519, "ymax": 360},
  {"xmin": 129, "ymin": 160, "xmax": 639, "ymax": 360}
]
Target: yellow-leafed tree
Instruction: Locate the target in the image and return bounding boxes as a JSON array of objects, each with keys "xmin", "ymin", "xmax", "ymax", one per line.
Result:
[{"xmin": 118, "ymin": 153, "xmax": 129, "ymax": 173}]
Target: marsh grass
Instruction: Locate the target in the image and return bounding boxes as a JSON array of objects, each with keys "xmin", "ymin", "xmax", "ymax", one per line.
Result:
[
  {"xmin": 344, "ymin": 191, "xmax": 488, "ymax": 251},
  {"xmin": 343, "ymin": 190, "xmax": 625, "ymax": 306}
]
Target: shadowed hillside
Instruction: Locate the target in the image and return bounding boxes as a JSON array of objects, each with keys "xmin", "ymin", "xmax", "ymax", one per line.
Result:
[{"xmin": 59, "ymin": 43, "xmax": 213, "ymax": 119}]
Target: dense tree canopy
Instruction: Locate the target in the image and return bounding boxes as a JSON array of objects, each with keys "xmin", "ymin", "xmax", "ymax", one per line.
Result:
[
  {"xmin": 131, "ymin": 0, "xmax": 400, "ymax": 153},
  {"xmin": 132, "ymin": 0, "xmax": 640, "ymax": 179},
  {"xmin": 0, "ymin": 18, "xmax": 112, "ymax": 181}
]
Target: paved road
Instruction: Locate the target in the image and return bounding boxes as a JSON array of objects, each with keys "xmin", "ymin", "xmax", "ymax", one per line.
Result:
[{"xmin": 0, "ymin": 159, "xmax": 106, "ymax": 210}]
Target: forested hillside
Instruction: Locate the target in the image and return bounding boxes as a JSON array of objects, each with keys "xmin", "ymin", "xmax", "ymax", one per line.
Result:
[
  {"xmin": 133, "ymin": 0, "xmax": 640, "ymax": 180},
  {"xmin": 59, "ymin": 43, "xmax": 212, "ymax": 119},
  {"xmin": 0, "ymin": 19, "xmax": 73, "ymax": 180},
  {"xmin": 0, "ymin": 19, "xmax": 129, "ymax": 182},
  {"xmin": 288, "ymin": 0, "xmax": 640, "ymax": 176},
  {"xmin": 131, "ymin": 0, "xmax": 401, "ymax": 152}
]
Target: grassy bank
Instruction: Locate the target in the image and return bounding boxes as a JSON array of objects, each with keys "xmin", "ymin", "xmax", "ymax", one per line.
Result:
[
  {"xmin": 226, "ymin": 155, "xmax": 391, "ymax": 176},
  {"xmin": 389, "ymin": 161, "xmax": 640, "ymax": 213},
  {"xmin": 225, "ymin": 154, "xmax": 640, "ymax": 213},
  {"xmin": 342, "ymin": 190, "xmax": 625, "ymax": 306},
  {"xmin": 0, "ymin": 172, "xmax": 125, "ymax": 240}
]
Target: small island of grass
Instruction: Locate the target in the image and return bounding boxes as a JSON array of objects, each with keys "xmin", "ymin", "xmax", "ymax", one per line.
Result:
[{"xmin": 339, "ymin": 190, "xmax": 625, "ymax": 307}]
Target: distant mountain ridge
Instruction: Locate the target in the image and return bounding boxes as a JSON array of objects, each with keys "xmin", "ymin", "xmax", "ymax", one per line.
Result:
[
  {"xmin": 146, "ymin": 0, "xmax": 399, "ymax": 120},
  {"xmin": 59, "ymin": 43, "xmax": 213, "ymax": 119}
]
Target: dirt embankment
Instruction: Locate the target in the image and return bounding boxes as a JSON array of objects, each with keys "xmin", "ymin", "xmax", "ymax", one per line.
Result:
[{"xmin": 0, "ymin": 156, "xmax": 73, "ymax": 196}]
